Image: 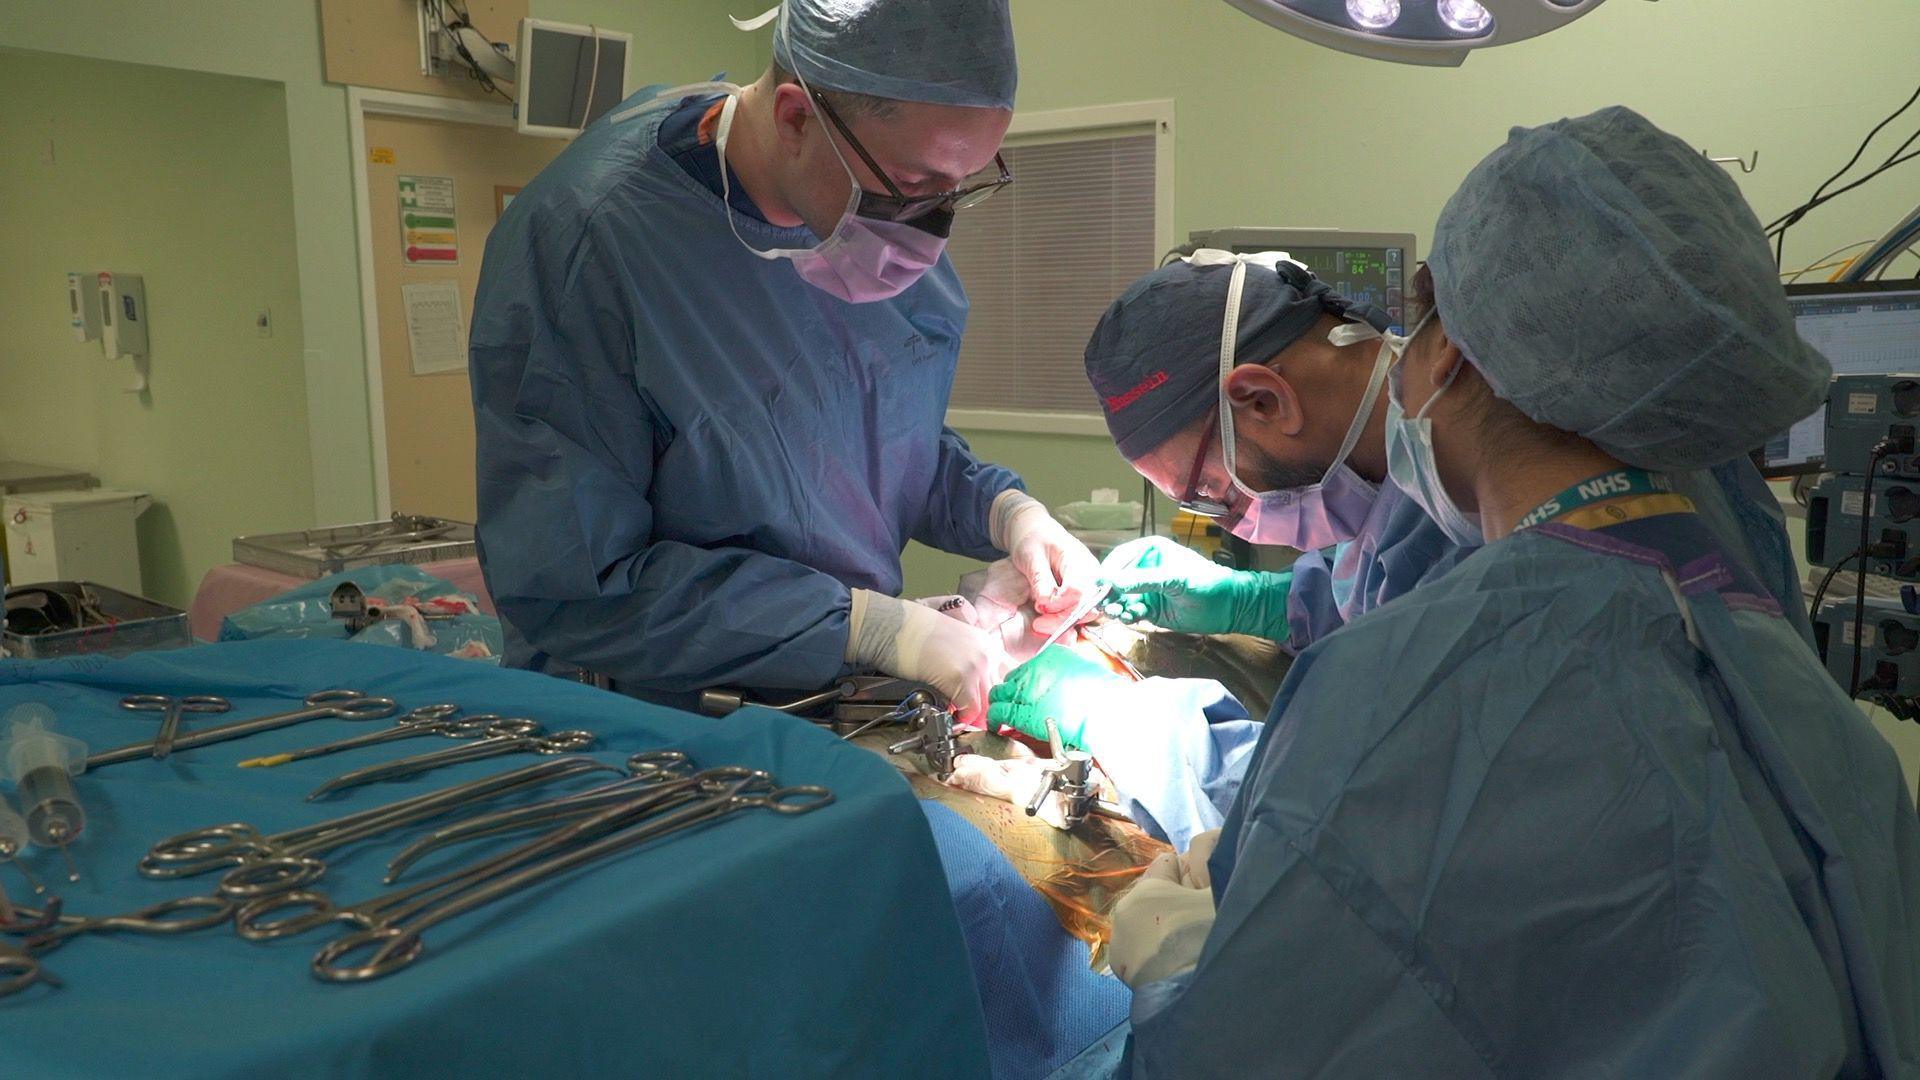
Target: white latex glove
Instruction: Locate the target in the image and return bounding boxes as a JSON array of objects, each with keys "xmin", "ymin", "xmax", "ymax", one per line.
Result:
[
  {"xmin": 1108, "ymin": 828, "xmax": 1221, "ymax": 987},
  {"xmin": 941, "ymin": 745, "xmax": 1072, "ymax": 829},
  {"xmin": 990, "ymin": 491, "xmax": 1103, "ymax": 632},
  {"xmin": 846, "ymin": 589, "xmax": 1013, "ymax": 722}
]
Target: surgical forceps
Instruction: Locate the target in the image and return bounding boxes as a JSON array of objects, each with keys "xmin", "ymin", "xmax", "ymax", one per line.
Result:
[
  {"xmin": 86, "ymin": 690, "xmax": 401, "ymax": 768},
  {"xmin": 0, "ymin": 939, "xmax": 58, "ymax": 997},
  {"xmin": 381, "ymin": 751, "xmax": 716, "ymax": 881},
  {"xmin": 119, "ymin": 694, "xmax": 231, "ymax": 760},
  {"xmin": 237, "ymin": 762, "xmax": 737, "ymax": 943},
  {"xmin": 305, "ymin": 728, "xmax": 597, "ymax": 800},
  {"xmin": 3, "ymin": 893, "xmax": 238, "ymax": 957},
  {"xmin": 142, "ymin": 757, "xmax": 619, "ymax": 899},
  {"xmin": 308, "ymin": 775, "xmax": 833, "ymax": 981},
  {"xmin": 238, "ymin": 711, "xmax": 532, "ymax": 768}
]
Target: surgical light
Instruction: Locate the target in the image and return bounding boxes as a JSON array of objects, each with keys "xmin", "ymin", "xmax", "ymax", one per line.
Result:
[
  {"xmin": 1345, "ymin": 0, "xmax": 1401, "ymax": 31},
  {"xmin": 1221, "ymin": 0, "xmax": 1615, "ymax": 67},
  {"xmin": 1436, "ymin": 0, "xmax": 1493, "ymax": 34}
]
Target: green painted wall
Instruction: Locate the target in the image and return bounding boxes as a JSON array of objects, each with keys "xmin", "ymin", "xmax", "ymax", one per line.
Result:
[
  {"xmin": 906, "ymin": 0, "xmax": 1920, "ymax": 597},
  {"xmin": 0, "ymin": 1, "xmax": 765, "ymax": 533},
  {"xmin": 0, "ymin": 48, "xmax": 312, "ymax": 607},
  {"xmin": 0, "ymin": 1, "xmax": 760, "ymax": 609}
]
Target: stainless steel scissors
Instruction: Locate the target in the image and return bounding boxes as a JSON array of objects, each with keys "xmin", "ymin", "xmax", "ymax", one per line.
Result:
[
  {"xmin": 236, "ymin": 708, "xmax": 529, "ymax": 769},
  {"xmin": 309, "ymin": 774, "xmax": 832, "ymax": 981},
  {"xmin": 305, "ymin": 728, "xmax": 597, "ymax": 800},
  {"xmin": 119, "ymin": 694, "xmax": 232, "ymax": 759},
  {"xmin": 87, "ymin": 690, "xmax": 400, "ymax": 768}
]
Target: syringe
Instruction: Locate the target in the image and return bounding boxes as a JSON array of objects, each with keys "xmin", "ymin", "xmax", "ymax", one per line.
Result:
[
  {"xmin": 0, "ymin": 793, "xmax": 46, "ymax": 925},
  {"xmin": 1, "ymin": 705, "xmax": 90, "ymax": 884}
]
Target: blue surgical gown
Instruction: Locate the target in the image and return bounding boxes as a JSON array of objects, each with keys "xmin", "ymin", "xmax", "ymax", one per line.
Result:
[
  {"xmin": 1127, "ymin": 506, "xmax": 1920, "ymax": 1077},
  {"xmin": 1119, "ymin": 458, "xmax": 1814, "ymax": 849},
  {"xmin": 468, "ymin": 88, "xmax": 1021, "ymax": 702}
]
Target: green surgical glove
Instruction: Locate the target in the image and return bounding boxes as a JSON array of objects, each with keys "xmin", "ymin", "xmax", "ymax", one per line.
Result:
[
  {"xmin": 1099, "ymin": 536, "xmax": 1293, "ymax": 640},
  {"xmin": 986, "ymin": 647, "xmax": 1129, "ymax": 751}
]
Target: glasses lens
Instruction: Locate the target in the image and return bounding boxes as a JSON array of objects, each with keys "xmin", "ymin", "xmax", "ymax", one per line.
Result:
[
  {"xmin": 1178, "ymin": 497, "xmax": 1230, "ymax": 520},
  {"xmin": 952, "ymin": 186, "xmax": 1000, "ymax": 211}
]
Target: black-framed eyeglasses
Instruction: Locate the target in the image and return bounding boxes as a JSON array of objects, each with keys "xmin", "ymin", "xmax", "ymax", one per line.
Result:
[
  {"xmin": 1177, "ymin": 411, "xmax": 1234, "ymax": 520},
  {"xmin": 810, "ymin": 89, "xmax": 1013, "ymax": 224}
]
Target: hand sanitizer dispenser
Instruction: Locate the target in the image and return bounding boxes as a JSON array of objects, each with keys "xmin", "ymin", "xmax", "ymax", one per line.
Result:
[{"xmin": 96, "ymin": 271, "xmax": 148, "ymax": 359}]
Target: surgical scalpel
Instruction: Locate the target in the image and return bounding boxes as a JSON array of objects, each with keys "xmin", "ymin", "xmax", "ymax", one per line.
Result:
[
  {"xmin": 1033, "ymin": 580, "xmax": 1114, "ymax": 656},
  {"xmin": 305, "ymin": 728, "xmax": 596, "ymax": 801},
  {"xmin": 86, "ymin": 690, "xmax": 401, "ymax": 768}
]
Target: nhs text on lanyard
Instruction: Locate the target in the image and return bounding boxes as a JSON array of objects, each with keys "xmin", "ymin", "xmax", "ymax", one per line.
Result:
[{"xmin": 1516, "ymin": 469, "xmax": 1671, "ymax": 531}]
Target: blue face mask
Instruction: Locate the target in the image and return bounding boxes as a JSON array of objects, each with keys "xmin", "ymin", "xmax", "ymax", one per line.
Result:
[{"xmin": 1384, "ymin": 313, "xmax": 1484, "ymax": 548}]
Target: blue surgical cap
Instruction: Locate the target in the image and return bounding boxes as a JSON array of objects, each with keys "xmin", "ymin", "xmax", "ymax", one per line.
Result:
[
  {"xmin": 770, "ymin": 0, "xmax": 1018, "ymax": 110},
  {"xmin": 1084, "ymin": 258, "xmax": 1390, "ymax": 461},
  {"xmin": 1429, "ymin": 106, "xmax": 1829, "ymax": 472}
]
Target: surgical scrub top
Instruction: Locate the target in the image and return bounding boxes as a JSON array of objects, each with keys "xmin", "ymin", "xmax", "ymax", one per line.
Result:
[
  {"xmin": 1128, "ymin": 486, "xmax": 1920, "ymax": 1077},
  {"xmin": 469, "ymin": 87, "xmax": 1021, "ymax": 703}
]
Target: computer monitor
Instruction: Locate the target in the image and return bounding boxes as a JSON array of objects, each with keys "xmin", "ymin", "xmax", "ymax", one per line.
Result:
[
  {"xmin": 515, "ymin": 19, "xmax": 632, "ymax": 139},
  {"xmin": 1187, "ymin": 227, "xmax": 1417, "ymax": 329},
  {"xmin": 1760, "ymin": 280, "xmax": 1920, "ymax": 475}
]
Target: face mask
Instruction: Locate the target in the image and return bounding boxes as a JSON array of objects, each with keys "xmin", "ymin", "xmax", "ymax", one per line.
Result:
[
  {"xmin": 1187, "ymin": 250, "xmax": 1388, "ymax": 550},
  {"xmin": 1382, "ymin": 311, "xmax": 1484, "ymax": 547},
  {"xmin": 713, "ymin": 89, "xmax": 947, "ymax": 303}
]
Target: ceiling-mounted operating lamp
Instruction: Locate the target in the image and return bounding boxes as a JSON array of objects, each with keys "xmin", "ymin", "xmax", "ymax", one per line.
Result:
[{"xmin": 1221, "ymin": 0, "xmax": 1621, "ymax": 67}]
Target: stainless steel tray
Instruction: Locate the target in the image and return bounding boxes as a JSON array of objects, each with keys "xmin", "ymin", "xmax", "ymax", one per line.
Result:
[
  {"xmin": 232, "ymin": 514, "xmax": 476, "ymax": 578},
  {"xmin": 3, "ymin": 580, "xmax": 192, "ymax": 657}
]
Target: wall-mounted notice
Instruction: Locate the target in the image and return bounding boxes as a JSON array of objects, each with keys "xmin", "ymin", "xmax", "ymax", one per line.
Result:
[
  {"xmin": 402, "ymin": 280, "xmax": 467, "ymax": 375},
  {"xmin": 399, "ymin": 175, "xmax": 458, "ymax": 265}
]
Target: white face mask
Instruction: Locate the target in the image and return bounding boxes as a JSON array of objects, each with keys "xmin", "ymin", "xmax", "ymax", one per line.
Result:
[
  {"xmin": 1182, "ymin": 249, "xmax": 1389, "ymax": 550},
  {"xmin": 712, "ymin": 83, "xmax": 948, "ymax": 304},
  {"xmin": 1379, "ymin": 311, "xmax": 1484, "ymax": 547}
]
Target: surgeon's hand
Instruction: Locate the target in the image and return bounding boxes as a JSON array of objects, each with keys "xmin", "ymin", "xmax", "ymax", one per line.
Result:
[
  {"xmin": 846, "ymin": 590, "xmax": 1012, "ymax": 722},
  {"xmin": 1100, "ymin": 536, "xmax": 1293, "ymax": 641},
  {"xmin": 986, "ymin": 647, "xmax": 1130, "ymax": 751},
  {"xmin": 1109, "ymin": 829, "xmax": 1221, "ymax": 987},
  {"xmin": 991, "ymin": 492, "xmax": 1102, "ymax": 633}
]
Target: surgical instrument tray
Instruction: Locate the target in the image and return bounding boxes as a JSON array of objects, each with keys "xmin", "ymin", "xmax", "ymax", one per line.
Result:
[{"xmin": 231, "ymin": 514, "xmax": 476, "ymax": 578}]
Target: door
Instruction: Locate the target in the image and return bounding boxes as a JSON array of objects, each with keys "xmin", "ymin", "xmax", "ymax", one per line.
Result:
[{"xmin": 364, "ymin": 114, "xmax": 565, "ymax": 520}]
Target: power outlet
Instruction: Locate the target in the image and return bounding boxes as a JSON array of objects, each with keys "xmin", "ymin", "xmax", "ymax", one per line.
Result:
[{"xmin": 255, "ymin": 309, "xmax": 272, "ymax": 337}]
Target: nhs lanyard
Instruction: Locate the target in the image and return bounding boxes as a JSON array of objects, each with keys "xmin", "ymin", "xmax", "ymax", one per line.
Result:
[{"xmin": 1515, "ymin": 469, "xmax": 1671, "ymax": 532}]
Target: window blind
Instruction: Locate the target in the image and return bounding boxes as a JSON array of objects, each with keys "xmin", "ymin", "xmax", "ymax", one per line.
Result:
[{"xmin": 944, "ymin": 131, "xmax": 1159, "ymax": 416}]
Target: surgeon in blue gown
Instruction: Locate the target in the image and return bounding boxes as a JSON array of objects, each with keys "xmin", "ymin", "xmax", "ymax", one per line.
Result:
[
  {"xmin": 991, "ymin": 235, "xmax": 1816, "ymax": 850},
  {"xmin": 1068, "ymin": 106, "xmax": 1920, "ymax": 1077},
  {"xmin": 469, "ymin": 0, "xmax": 1097, "ymax": 724}
]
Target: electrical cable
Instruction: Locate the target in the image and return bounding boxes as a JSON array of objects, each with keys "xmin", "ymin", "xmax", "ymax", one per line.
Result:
[
  {"xmin": 1852, "ymin": 444, "xmax": 1895, "ymax": 696},
  {"xmin": 1873, "ymin": 246, "xmax": 1920, "ymax": 279},
  {"xmin": 1767, "ymin": 147, "xmax": 1920, "ymax": 260},
  {"xmin": 1768, "ymin": 79, "xmax": 1920, "ymax": 266},
  {"xmin": 430, "ymin": 0, "xmax": 516, "ymax": 104},
  {"xmin": 1809, "ymin": 549, "xmax": 1860, "ymax": 622},
  {"xmin": 1780, "ymin": 239, "xmax": 1873, "ymax": 283},
  {"xmin": 579, "ymin": 26, "xmax": 603, "ymax": 132}
]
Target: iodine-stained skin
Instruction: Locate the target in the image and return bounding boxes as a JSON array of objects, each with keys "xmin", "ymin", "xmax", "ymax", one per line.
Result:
[{"xmin": 851, "ymin": 625, "xmax": 1288, "ymax": 969}]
